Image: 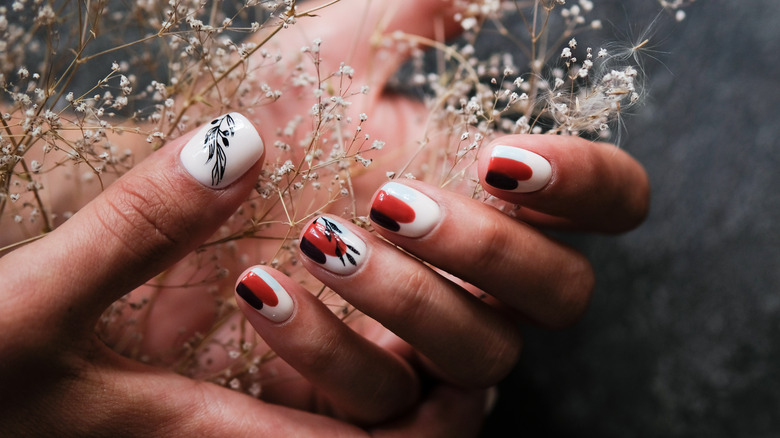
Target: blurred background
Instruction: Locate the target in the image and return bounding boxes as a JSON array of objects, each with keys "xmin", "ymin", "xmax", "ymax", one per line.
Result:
[{"xmin": 481, "ymin": 0, "xmax": 780, "ymax": 436}]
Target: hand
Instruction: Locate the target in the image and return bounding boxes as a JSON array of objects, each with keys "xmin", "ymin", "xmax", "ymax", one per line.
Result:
[
  {"xmin": 0, "ymin": 0, "xmax": 491, "ymax": 435},
  {"xmin": 235, "ymin": 133, "xmax": 649, "ymax": 425}
]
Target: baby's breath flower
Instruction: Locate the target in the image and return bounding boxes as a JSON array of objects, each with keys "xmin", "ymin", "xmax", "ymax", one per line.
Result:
[
  {"xmin": 460, "ymin": 17, "xmax": 478, "ymax": 31},
  {"xmin": 338, "ymin": 63, "xmax": 355, "ymax": 78},
  {"xmin": 371, "ymin": 140, "xmax": 385, "ymax": 150}
]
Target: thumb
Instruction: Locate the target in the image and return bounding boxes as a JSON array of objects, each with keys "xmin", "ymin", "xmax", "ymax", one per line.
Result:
[{"xmin": 0, "ymin": 112, "xmax": 264, "ymax": 341}]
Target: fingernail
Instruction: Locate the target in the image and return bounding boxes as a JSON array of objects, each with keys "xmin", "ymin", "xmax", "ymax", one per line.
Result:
[
  {"xmin": 180, "ymin": 112, "xmax": 264, "ymax": 188},
  {"xmin": 236, "ymin": 267, "xmax": 294, "ymax": 323},
  {"xmin": 300, "ymin": 216, "xmax": 366, "ymax": 275},
  {"xmin": 484, "ymin": 145, "xmax": 552, "ymax": 193},
  {"xmin": 370, "ymin": 182, "xmax": 440, "ymax": 238}
]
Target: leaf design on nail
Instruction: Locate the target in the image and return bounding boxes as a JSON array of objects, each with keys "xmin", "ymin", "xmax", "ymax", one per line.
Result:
[
  {"xmin": 320, "ymin": 217, "xmax": 360, "ymax": 267},
  {"xmin": 203, "ymin": 114, "xmax": 236, "ymax": 186}
]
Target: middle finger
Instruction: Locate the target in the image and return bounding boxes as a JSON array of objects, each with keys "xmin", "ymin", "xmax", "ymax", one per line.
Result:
[{"xmin": 298, "ymin": 215, "xmax": 523, "ymax": 388}]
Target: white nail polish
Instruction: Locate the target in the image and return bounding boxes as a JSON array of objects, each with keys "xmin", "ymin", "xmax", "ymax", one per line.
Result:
[
  {"xmin": 180, "ymin": 112, "xmax": 264, "ymax": 188},
  {"xmin": 236, "ymin": 267, "xmax": 294, "ymax": 323},
  {"xmin": 370, "ymin": 182, "xmax": 441, "ymax": 238},
  {"xmin": 485, "ymin": 145, "xmax": 552, "ymax": 193}
]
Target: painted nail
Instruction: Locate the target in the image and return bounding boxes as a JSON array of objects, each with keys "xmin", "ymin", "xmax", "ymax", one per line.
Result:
[
  {"xmin": 300, "ymin": 216, "xmax": 366, "ymax": 275},
  {"xmin": 180, "ymin": 112, "xmax": 264, "ymax": 188},
  {"xmin": 236, "ymin": 267, "xmax": 294, "ymax": 323},
  {"xmin": 484, "ymin": 145, "xmax": 552, "ymax": 193},
  {"xmin": 370, "ymin": 182, "xmax": 440, "ymax": 238}
]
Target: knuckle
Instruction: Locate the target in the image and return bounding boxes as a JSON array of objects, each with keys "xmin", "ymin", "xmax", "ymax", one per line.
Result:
[
  {"xmin": 295, "ymin": 329, "xmax": 344, "ymax": 374},
  {"xmin": 382, "ymin": 268, "xmax": 436, "ymax": 323},
  {"xmin": 547, "ymin": 253, "xmax": 595, "ymax": 329},
  {"xmin": 480, "ymin": 351, "xmax": 521, "ymax": 387},
  {"xmin": 97, "ymin": 175, "xmax": 184, "ymax": 257},
  {"xmin": 99, "ymin": 376, "xmax": 210, "ymax": 436},
  {"xmin": 464, "ymin": 330, "xmax": 523, "ymax": 388},
  {"xmin": 463, "ymin": 215, "xmax": 510, "ymax": 277}
]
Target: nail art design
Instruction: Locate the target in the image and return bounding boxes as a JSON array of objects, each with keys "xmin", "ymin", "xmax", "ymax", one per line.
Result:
[
  {"xmin": 203, "ymin": 114, "xmax": 236, "ymax": 186},
  {"xmin": 236, "ymin": 267, "xmax": 294, "ymax": 323},
  {"xmin": 370, "ymin": 182, "xmax": 440, "ymax": 238},
  {"xmin": 300, "ymin": 216, "xmax": 366, "ymax": 275},
  {"xmin": 180, "ymin": 112, "xmax": 264, "ymax": 189},
  {"xmin": 484, "ymin": 145, "xmax": 552, "ymax": 193}
]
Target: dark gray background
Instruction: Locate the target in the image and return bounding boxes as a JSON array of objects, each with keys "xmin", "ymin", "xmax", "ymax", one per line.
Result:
[{"xmin": 481, "ymin": 0, "xmax": 780, "ymax": 436}]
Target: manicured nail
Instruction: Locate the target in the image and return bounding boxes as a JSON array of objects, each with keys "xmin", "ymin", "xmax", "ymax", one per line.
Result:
[
  {"xmin": 300, "ymin": 216, "xmax": 366, "ymax": 275},
  {"xmin": 236, "ymin": 267, "xmax": 294, "ymax": 323},
  {"xmin": 484, "ymin": 145, "xmax": 552, "ymax": 193},
  {"xmin": 370, "ymin": 182, "xmax": 440, "ymax": 238},
  {"xmin": 180, "ymin": 112, "xmax": 264, "ymax": 188}
]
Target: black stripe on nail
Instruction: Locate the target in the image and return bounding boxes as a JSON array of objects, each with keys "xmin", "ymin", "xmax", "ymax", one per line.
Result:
[
  {"xmin": 300, "ymin": 237, "xmax": 327, "ymax": 264},
  {"xmin": 369, "ymin": 208, "xmax": 401, "ymax": 232},
  {"xmin": 236, "ymin": 282, "xmax": 264, "ymax": 310},
  {"xmin": 485, "ymin": 171, "xmax": 519, "ymax": 191}
]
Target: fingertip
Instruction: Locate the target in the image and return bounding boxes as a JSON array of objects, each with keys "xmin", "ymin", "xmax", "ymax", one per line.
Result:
[
  {"xmin": 478, "ymin": 134, "xmax": 650, "ymax": 233},
  {"xmin": 369, "ymin": 181, "xmax": 442, "ymax": 239},
  {"xmin": 478, "ymin": 135, "xmax": 555, "ymax": 199},
  {"xmin": 298, "ymin": 215, "xmax": 368, "ymax": 277},
  {"xmin": 235, "ymin": 266, "xmax": 296, "ymax": 325},
  {"xmin": 179, "ymin": 112, "xmax": 265, "ymax": 189},
  {"xmin": 621, "ymin": 162, "xmax": 651, "ymax": 231}
]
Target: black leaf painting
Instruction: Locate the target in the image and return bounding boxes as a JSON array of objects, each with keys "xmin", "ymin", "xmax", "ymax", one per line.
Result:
[
  {"xmin": 203, "ymin": 114, "xmax": 236, "ymax": 186},
  {"xmin": 320, "ymin": 217, "xmax": 360, "ymax": 267}
]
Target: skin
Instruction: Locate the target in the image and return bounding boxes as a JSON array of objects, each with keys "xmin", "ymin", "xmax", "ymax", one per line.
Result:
[{"xmin": 0, "ymin": 0, "xmax": 649, "ymax": 436}]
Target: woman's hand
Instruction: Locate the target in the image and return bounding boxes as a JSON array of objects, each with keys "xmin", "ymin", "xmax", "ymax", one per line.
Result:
[{"xmin": 235, "ymin": 133, "xmax": 649, "ymax": 424}]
